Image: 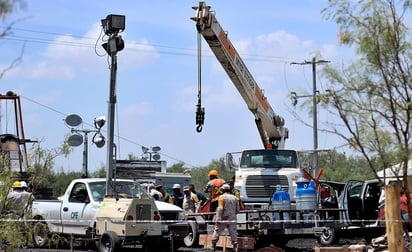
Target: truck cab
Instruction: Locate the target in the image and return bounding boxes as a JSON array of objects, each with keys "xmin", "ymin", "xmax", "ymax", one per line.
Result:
[{"xmin": 234, "ymin": 149, "xmax": 303, "ymax": 209}]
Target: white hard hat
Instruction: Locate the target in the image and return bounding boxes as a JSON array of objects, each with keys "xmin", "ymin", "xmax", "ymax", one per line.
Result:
[
  {"xmin": 20, "ymin": 181, "xmax": 28, "ymax": 188},
  {"xmin": 172, "ymin": 184, "xmax": 181, "ymax": 189},
  {"xmin": 221, "ymin": 184, "xmax": 230, "ymax": 191}
]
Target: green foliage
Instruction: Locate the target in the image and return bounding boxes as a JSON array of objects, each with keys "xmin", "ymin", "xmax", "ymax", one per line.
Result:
[
  {"xmin": 0, "ymin": 219, "xmax": 29, "ymax": 250},
  {"xmin": 0, "ymin": 0, "xmax": 26, "ymax": 17},
  {"xmin": 0, "ymin": 166, "xmax": 30, "ymax": 250},
  {"xmin": 50, "ymin": 171, "xmax": 82, "ymax": 197},
  {"xmin": 167, "ymin": 162, "xmax": 185, "ymax": 173},
  {"xmin": 90, "ymin": 165, "xmax": 106, "ymax": 178},
  {"xmin": 320, "ymin": 0, "xmax": 412, "ymax": 184}
]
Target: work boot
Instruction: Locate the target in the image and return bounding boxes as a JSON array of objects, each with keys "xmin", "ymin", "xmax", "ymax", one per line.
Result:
[
  {"xmin": 232, "ymin": 242, "xmax": 238, "ymax": 252},
  {"xmin": 212, "ymin": 241, "xmax": 217, "ymax": 252}
]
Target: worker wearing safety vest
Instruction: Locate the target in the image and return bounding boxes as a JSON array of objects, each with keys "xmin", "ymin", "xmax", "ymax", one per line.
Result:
[{"xmin": 204, "ymin": 169, "xmax": 226, "ymax": 214}]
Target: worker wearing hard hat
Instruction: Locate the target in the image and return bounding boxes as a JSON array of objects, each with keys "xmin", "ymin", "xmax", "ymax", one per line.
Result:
[
  {"xmin": 182, "ymin": 185, "xmax": 199, "ymax": 214},
  {"xmin": 211, "ymin": 183, "xmax": 240, "ymax": 251},
  {"xmin": 168, "ymin": 183, "xmax": 184, "ymax": 208},
  {"xmin": 148, "ymin": 184, "xmax": 163, "ymax": 201},
  {"xmin": 6, "ymin": 181, "xmax": 33, "ymax": 217},
  {"xmin": 204, "ymin": 169, "xmax": 226, "ymax": 214},
  {"xmin": 20, "ymin": 181, "xmax": 31, "ymax": 192}
]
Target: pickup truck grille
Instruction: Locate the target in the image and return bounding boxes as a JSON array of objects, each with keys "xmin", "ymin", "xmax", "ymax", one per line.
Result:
[{"xmin": 245, "ymin": 175, "xmax": 289, "ymax": 198}]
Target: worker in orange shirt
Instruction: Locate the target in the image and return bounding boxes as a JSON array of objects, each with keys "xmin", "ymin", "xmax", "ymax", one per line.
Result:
[{"xmin": 204, "ymin": 169, "xmax": 226, "ymax": 215}]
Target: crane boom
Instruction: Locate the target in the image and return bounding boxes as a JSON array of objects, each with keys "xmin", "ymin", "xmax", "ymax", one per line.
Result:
[{"xmin": 191, "ymin": 2, "xmax": 288, "ymax": 149}]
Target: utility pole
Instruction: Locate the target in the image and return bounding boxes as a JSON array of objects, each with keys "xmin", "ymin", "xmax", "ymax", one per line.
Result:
[{"xmin": 291, "ymin": 57, "xmax": 330, "ymax": 178}]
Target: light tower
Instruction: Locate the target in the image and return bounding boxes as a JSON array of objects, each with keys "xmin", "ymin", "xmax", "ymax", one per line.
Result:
[
  {"xmin": 64, "ymin": 114, "xmax": 106, "ymax": 178},
  {"xmin": 100, "ymin": 14, "xmax": 125, "ymax": 196}
]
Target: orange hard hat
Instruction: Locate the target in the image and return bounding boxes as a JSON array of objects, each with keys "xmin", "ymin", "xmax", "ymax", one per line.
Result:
[{"xmin": 208, "ymin": 169, "xmax": 218, "ymax": 177}]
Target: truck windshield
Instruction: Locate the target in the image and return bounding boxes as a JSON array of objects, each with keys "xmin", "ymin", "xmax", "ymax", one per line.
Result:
[
  {"xmin": 89, "ymin": 181, "xmax": 149, "ymax": 201},
  {"xmin": 239, "ymin": 149, "xmax": 299, "ymax": 169}
]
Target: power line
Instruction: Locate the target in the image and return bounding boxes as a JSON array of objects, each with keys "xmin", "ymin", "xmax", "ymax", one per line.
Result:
[
  {"xmin": 1, "ymin": 26, "xmax": 309, "ymax": 64},
  {"xmin": 17, "ymin": 94, "xmax": 196, "ymax": 167}
]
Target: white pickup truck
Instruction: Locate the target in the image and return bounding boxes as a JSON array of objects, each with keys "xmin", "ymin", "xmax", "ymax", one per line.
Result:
[{"xmin": 31, "ymin": 178, "xmax": 183, "ymax": 251}]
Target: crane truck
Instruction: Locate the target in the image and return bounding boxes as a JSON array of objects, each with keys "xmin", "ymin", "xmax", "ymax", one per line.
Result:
[
  {"xmin": 186, "ymin": 3, "xmax": 386, "ymax": 251},
  {"xmin": 191, "ymin": 1, "xmax": 303, "ymax": 209}
]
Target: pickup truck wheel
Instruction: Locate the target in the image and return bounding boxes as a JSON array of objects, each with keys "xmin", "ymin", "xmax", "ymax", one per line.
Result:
[
  {"xmin": 32, "ymin": 221, "xmax": 49, "ymax": 248},
  {"xmin": 99, "ymin": 231, "xmax": 120, "ymax": 252},
  {"xmin": 183, "ymin": 220, "xmax": 198, "ymax": 247},
  {"xmin": 318, "ymin": 227, "xmax": 338, "ymax": 246}
]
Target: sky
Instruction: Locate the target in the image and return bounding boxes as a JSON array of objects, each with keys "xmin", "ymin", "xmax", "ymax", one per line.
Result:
[{"xmin": 0, "ymin": 1, "xmax": 355, "ymax": 173}]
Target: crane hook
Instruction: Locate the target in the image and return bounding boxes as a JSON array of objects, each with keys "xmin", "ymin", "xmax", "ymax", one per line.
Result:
[
  {"xmin": 196, "ymin": 125, "xmax": 203, "ymax": 133},
  {"xmin": 195, "ymin": 30, "xmax": 205, "ymax": 133},
  {"xmin": 195, "ymin": 103, "xmax": 205, "ymax": 133}
]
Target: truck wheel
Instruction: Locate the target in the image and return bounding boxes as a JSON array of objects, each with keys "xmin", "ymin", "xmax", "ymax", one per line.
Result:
[
  {"xmin": 99, "ymin": 231, "xmax": 120, "ymax": 252},
  {"xmin": 183, "ymin": 220, "xmax": 198, "ymax": 247},
  {"xmin": 318, "ymin": 227, "xmax": 338, "ymax": 246},
  {"xmin": 32, "ymin": 221, "xmax": 49, "ymax": 247}
]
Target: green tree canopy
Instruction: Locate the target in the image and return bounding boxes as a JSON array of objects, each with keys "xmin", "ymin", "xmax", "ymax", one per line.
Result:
[{"xmin": 322, "ymin": 0, "xmax": 412, "ymax": 182}]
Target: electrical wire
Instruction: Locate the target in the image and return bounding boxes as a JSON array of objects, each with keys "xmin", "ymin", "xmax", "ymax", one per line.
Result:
[
  {"xmin": 17, "ymin": 94, "xmax": 196, "ymax": 167},
  {"xmin": 0, "ymin": 26, "xmax": 308, "ymax": 64}
]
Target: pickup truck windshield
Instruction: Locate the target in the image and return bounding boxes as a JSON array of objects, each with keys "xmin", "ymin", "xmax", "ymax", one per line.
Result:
[
  {"xmin": 89, "ymin": 181, "xmax": 148, "ymax": 201},
  {"xmin": 240, "ymin": 149, "xmax": 299, "ymax": 169}
]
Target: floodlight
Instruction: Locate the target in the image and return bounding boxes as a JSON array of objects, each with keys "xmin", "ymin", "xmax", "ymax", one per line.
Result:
[
  {"xmin": 102, "ymin": 36, "xmax": 125, "ymax": 55},
  {"xmin": 102, "ymin": 14, "xmax": 125, "ymax": 35},
  {"xmin": 67, "ymin": 134, "xmax": 83, "ymax": 147},
  {"xmin": 65, "ymin": 114, "xmax": 82, "ymax": 127},
  {"xmin": 92, "ymin": 134, "xmax": 105, "ymax": 148},
  {"xmin": 151, "ymin": 146, "xmax": 161, "ymax": 152},
  {"xmin": 152, "ymin": 153, "xmax": 161, "ymax": 161},
  {"xmin": 94, "ymin": 116, "xmax": 106, "ymax": 129}
]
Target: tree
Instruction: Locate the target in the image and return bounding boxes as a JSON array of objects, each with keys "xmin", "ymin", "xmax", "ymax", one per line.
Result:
[
  {"xmin": 0, "ymin": 0, "xmax": 26, "ymax": 79},
  {"xmin": 322, "ymin": 0, "xmax": 412, "ymax": 249},
  {"xmin": 167, "ymin": 162, "xmax": 186, "ymax": 173},
  {"xmin": 301, "ymin": 150, "xmax": 376, "ymax": 182}
]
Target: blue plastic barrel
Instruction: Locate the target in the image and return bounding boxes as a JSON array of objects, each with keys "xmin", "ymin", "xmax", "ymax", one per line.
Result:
[
  {"xmin": 295, "ymin": 180, "xmax": 317, "ymax": 210},
  {"xmin": 271, "ymin": 188, "xmax": 291, "ymax": 221}
]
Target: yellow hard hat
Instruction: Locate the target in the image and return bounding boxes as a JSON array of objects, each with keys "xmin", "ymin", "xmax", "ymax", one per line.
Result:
[
  {"xmin": 12, "ymin": 181, "xmax": 22, "ymax": 188},
  {"xmin": 208, "ymin": 169, "xmax": 218, "ymax": 177}
]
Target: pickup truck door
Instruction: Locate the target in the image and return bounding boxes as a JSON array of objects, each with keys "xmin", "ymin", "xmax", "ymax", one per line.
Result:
[
  {"xmin": 60, "ymin": 182, "xmax": 95, "ymax": 234},
  {"xmin": 340, "ymin": 180, "xmax": 364, "ymax": 225},
  {"xmin": 340, "ymin": 179, "xmax": 381, "ymax": 225}
]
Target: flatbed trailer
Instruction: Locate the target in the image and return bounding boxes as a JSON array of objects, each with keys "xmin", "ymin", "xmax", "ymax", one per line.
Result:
[{"xmin": 179, "ymin": 203, "xmax": 385, "ymax": 251}]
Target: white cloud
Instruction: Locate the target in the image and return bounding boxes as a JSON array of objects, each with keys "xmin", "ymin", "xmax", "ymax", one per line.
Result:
[{"xmin": 5, "ymin": 23, "xmax": 161, "ymax": 80}]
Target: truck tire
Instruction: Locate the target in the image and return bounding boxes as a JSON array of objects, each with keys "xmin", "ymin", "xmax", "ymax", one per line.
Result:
[
  {"xmin": 32, "ymin": 220, "xmax": 49, "ymax": 247},
  {"xmin": 99, "ymin": 231, "xmax": 120, "ymax": 252},
  {"xmin": 183, "ymin": 220, "xmax": 198, "ymax": 247},
  {"xmin": 318, "ymin": 227, "xmax": 338, "ymax": 246}
]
